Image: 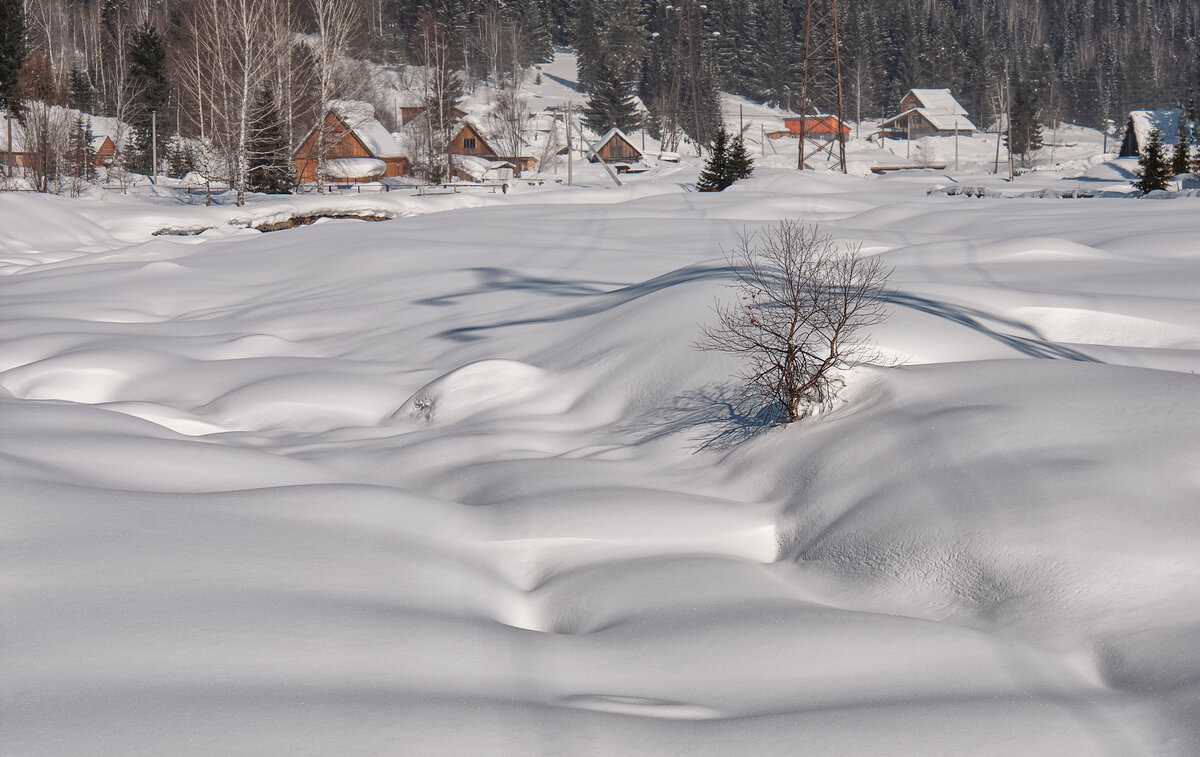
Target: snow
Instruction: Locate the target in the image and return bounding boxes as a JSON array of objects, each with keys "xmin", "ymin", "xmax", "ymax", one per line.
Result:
[
  {"xmin": 318, "ymin": 157, "xmax": 387, "ymax": 179},
  {"xmin": 328, "ymin": 99, "xmax": 405, "ymax": 158},
  {"xmin": 906, "ymin": 88, "xmax": 971, "ymax": 115},
  {"xmin": 4, "ymin": 49, "xmax": 1200, "ymax": 757},
  {"xmin": 1129, "ymin": 108, "xmax": 1182, "ymax": 148},
  {"xmin": 885, "ymin": 106, "xmax": 979, "ymax": 132}
]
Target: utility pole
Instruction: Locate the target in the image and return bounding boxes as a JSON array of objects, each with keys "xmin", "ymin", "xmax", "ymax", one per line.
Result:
[
  {"xmin": 566, "ymin": 102, "xmax": 573, "ymax": 186},
  {"xmin": 797, "ymin": 0, "xmax": 847, "ymax": 172},
  {"xmin": 1006, "ymin": 64, "xmax": 1014, "ymax": 181},
  {"xmin": 151, "ymin": 110, "xmax": 158, "ymax": 185}
]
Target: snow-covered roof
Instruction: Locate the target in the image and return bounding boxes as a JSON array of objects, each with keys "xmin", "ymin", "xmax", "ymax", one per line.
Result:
[
  {"xmin": 882, "ymin": 108, "xmax": 977, "ymax": 132},
  {"xmin": 1128, "ymin": 109, "xmax": 1181, "ymax": 148},
  {"xmin": 328, "ymin": 99, "xmax": 404, "ymax": 159},
  {"xmin": 593, "ymin": 127, "xmax": 640, "ymax": 154},
  {"xmin": 453, "ymin": 154, "xmax": 514, "ymax": 180},
  {"xmin": 907, "ymin": 89, "xmax": 969, "ymax": 115},
  {"xmin": 319, "ymin": 157, "xmax": 387, "ymax": 179}
]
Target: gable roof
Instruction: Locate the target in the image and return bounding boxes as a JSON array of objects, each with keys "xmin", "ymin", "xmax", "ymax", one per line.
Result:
[
  {"xmin": 906, "ymin": 88, "xmax": 969, "ymax": 115},
  {"xmin": 1127, "ymin": 108, "xmax": 1182, "ymax": 149},
  {"xmin": 593, "ymin": 127, "xmax": 641, "ymax": 155},
  {"xmin": 327, "ymin": 100, "xmax": 404, "ymax": 158},
  {"xmin": 881, "ymin": 107, "xmax": 977, "ymax": 132},
  {"xmin": 452, "ymin": 120, "xmax": 501, "ymax": 156}
]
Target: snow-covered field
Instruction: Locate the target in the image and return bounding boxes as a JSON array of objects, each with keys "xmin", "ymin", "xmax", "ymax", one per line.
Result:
[{"xmin": 5, "ymin": 140, "xmax": 1200, "ymax": 755}]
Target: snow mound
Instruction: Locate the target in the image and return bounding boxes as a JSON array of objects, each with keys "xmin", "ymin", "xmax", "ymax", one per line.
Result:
[{"xmin": 395, "ymin": 359, "xmax": 554, "ymax": 424}]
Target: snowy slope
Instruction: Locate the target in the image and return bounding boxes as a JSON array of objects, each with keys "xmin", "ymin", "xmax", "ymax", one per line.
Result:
[{"xmin": 3, "ymin": 166, "xmax": 1200, "ymax": 755}]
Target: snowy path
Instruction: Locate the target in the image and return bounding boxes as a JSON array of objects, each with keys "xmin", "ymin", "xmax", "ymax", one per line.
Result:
[{"xmin": 3, "ymin": 173, "xmax": 1200, "ymax": 755}]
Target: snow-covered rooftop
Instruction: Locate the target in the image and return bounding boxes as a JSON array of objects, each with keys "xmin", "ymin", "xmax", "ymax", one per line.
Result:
[
  {"xmin": 329, "ymin": 99, "xmax": 404, "ymax": 159},
  {"xmin": 319, "ymin": 157, "xmax": 387, "ymax": 179},
  {"xmin": 1128, "ymin": 109, "xmax": 1182, "ymax": 148},
  {"xmin": 907, "ymin": 88, "xmax": 969, "ymax": 115}
]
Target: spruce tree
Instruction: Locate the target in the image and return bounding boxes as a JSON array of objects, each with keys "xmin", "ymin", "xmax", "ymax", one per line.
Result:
[
  {"xmin": 573, "ymin": 0, "xmax": 602, "ymax": 92},
  {"xmin": 67, "ymin": 68, "xmax": 94, "ymax": 113},
  {"xmin": 246, "ymin": 86, "xmax": 293, "ymax": 194},
  {"xmin": 1134, "ymin": 129, "xmax": 1169, "ymax": 194},
  {"xmin": 696, "ymin": 126, "xmax": 731, "ymax": 192},
  {"xmin": 1009, "ymin": 79, "xmax": 1043, "ymax": 167},
  {"xmin": 726, "ymin": 132, "xmax": 754, "ymax": 184},
  {"xmin": 127, "ymin": 21, "xmax": 169, "ymax": 175},
  {"xmin": 0, "ymin": 0, "xmax": 25, "ymax": 109},
  {"xmin": 1171, "ymin": 131, "xmax": 1190, "ymax": 177},
  {"xmin": 583, "ymin": 57, "xmax": 639, "ymax": 134},
  {"xmin": 68, "ymin": 115, "xmax": 96, "ymax": 182}
]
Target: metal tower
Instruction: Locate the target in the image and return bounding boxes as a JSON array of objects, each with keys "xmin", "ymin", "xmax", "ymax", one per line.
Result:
[{"xmin": 796, "ymin": 0, "xmax": 847, "ymax": 172}]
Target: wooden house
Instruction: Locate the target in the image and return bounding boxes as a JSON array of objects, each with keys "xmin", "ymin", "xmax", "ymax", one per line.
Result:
[
  {"xmin": 294, "ymin": 100, "xmax": 409, "ymax": 184},
  {"xmin": 400, "ymin": 104, "xmax": 467, "ymax": 125},
  {"xmin": 880, "ymin": 89, "xmax": 976, "ymax": 138},
  {"xmin": 448, "ymin": 120, "xmax": 536, "ymax": 178},
  {"xmin": 783, "ymin": 116, "xmax": 851, "ymax": 140},
  {"xmin": 1119, "ymin": 108, "xmax": 1181, "ymax": 157},
  {"xmin": 588, "ymin": 128, "xmax": 642, "ymax": 163}
]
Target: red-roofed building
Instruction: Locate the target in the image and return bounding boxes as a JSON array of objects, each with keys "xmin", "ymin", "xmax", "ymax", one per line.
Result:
[{"xmin": 783, "ymin": 116, "xmax": 851, "ymax": 139}]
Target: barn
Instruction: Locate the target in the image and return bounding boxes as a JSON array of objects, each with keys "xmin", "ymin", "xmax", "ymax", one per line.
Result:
[
  {"xmin": 1119, "ymin": 108, "xmax": 1181, "ymax": 157},
  {"xmin": 881, "ymin": 89, "xmax": 976, "ymax": 138},
  {"xmin": 448, "ymin": 121, "xmax": 536, "ymax": 178},
  {"xmin": 293, "ymin": 100, "xmax": 409, "ymax": 184},
  {"xmin": 588, "ymin": 128, "xmax": 642, "ymax": 164},
  {"xmin": 782, "ymin": 116, "xmax": 851, "ymax": 140}
]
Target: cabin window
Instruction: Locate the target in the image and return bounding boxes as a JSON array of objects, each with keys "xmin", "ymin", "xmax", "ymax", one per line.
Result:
[{"xmin": 463, "ymin": 137, "xmax": 477, "ymax": 150}]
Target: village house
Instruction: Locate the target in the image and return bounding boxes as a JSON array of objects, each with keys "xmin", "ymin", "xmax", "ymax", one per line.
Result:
[
  {"xmin": 293, "ymin": 100, "xmax": 409, "ymax": 184},
  {"xmin": 782, "ymin": 115, "xmax": 851, "ymax": 140},
  {"xmin": 448, "ymin": 120, "xmax": 536, "ymax": 179},
  {"xmin": 1, "ymin": 111, "xmax": 122, "ymax": 170},
  {"xmin": 587, "ymin": 127, "xmax": 643, "ymax": 166},
  {"xmin": 1119, "ymin": 108, "xmax": 1182, "ymax": 157},
  {"xmin": 880, "ymin": 89, "xmax": 977, "ymax": 139}
]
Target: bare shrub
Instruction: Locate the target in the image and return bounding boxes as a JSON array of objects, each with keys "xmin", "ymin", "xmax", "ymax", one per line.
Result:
[{"xmin": 699, "ymin": 221, "xmax": 892, "ymax": 423}]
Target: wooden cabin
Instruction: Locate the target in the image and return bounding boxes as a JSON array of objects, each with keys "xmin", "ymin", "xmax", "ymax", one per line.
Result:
[
  {"xmin": 448, "ymin": 121, "xmax": 535, "ymax": 177},
  {"xmin": 783, "ymin": 116, "xmax": 851, "ymax": 139},
  {"xmin": 294, "ymin": 100, "xmax": 409, "ymax": 184},
  {"xmin": 1120, "ymin": 108, "xmax": 1181, "ymax": 157},
  {"xmin": 881, "ymin": 89, "xmax": 976, "ymax": 139},
  {"xmin": 401, "ymin": 104, "xmax": 467, "ymax": 125},
  {"xmin": 588, "ymin": 128, "xmax": 642, "ymax": 163},
  {"xmin": 91, "ymin": 135, "xmax": 117, "ymax": 167}
]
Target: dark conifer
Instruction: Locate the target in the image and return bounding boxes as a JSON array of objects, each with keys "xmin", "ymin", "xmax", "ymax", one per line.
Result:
[
  {"xmin": 583, "ymin": 57, "xmax": 639, "ymax": 134},
  {"xmin": 246, "ymin": 85, "xmax": 293, "ymax": 194},
  {"xmin": 1135, "ymin": 128, "xmax": 1170, "ymax": 194},
  {"xmin": 67, "ymin": 68, "xmax": 94, "ymax": 113},
  {"xmin": 1171, "ymin": 131, "xmax": 1190, "ymax": 177},
  {"xmin": 0, "ymin": 0, "xmax": 25, "ymax": 109},
  {"xmin": 726, "ymin": 132, "xmax": 754, "ymax": 184},
  {"xmin": 696, "ymin": 126, "xmax": 731, "ymax": 192},
  {"xmin": 127, "ymin": 21, "xmax": 168, "ymax": 175}
]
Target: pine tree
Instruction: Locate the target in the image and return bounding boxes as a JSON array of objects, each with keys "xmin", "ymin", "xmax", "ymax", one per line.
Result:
[
  {"xmin": 726, "ymin": 132, "xmax": 754, "ymax": 184},
  {"xmin": 514, "ymin": 0, "xmax": 553, "ymax": 64},
  {"xmin": 0, "ymin": 0, "xmax": 25, "ymax": 109},
  {"xmin": 246, "ymin": 85, "xmax": 293, "ymax": 194},
  {"xmin": 1171, "ymin": 130, "xmax": 1190, "ymax": 177},
  {"xmin": 583, "ymin": 56, "xmax": 639, "ymax": 134},
  {"xmin": 127, "ymin": 21, "xmax": 169, "ymax": 175},
  {"xmin": 67, "ymin": 115, "xmax": 96, "ymax": 182},
  {"xmin": 573, "ymin": 0, "xmax": 602, "ymax": 92},
  {"xmin": 1009, "ymin": 79, "xmax": 1043, "ymax": 167},
  {"xmin": 696, "ymin": 126, "xmax": 731, "ymax": 192},
  {"xmin": 1135, "ymin": 129, "xmax": 1169, "ymax": 194},
  {"xmin": 67, "ymin": 68, "xmax": 94, "ymax": 113}
]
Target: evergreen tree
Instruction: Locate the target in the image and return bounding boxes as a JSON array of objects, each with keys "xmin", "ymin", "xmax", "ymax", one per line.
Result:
[
  {"xmin": 67, "ymin": 68, "xmax": 94, "ymax": 113},
  {"xmin": 1009, "ymin": 79, "xmax": 1043, "ymax": 167},
  {"xmin": 246, "ymin": 85, "xmax": 294, "ymax": 194},
  {"xmin": 0, "ymin": 0, "xmax": 25, "ymax": 109},
  {"xmin": 1171, "ymin": 131, "xmax": 1190, "ymax": 177},
  {"xmin": 573, "ymin": 0, "xmax": 602, "ymax": 92},
  {"xmin": 1134, "ymin": 129, "xmax": 1170, "ymax": 194},
  {"xmin": 726, "ymin": 132, "xmax": 754, "ymax": 184},
  {"xmin": 583, "ymin": 56, "xmax": 639, "ymax": 134},
  {"xmin": 696, "ymin": 126, "xmax": 730, "ymax": 191},
  {"xmin": 67, "ymin": 115, "xmax": 96, "ymax": 182},
  {"xmin": 127, "ymin": 21, "xmax": 169, "ymax": 175},
  {"xmin": 513, "ymin": 0, "xmax": 553, "ymax": 64},
  {"xmin": 167, "ymin": 139, "xmax": 196, "ymax": 179}
]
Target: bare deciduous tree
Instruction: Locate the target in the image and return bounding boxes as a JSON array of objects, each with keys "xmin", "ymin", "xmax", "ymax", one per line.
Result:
[{"xmin": 700, "ymin": 221, "xmax": 892, "ymax": 423}]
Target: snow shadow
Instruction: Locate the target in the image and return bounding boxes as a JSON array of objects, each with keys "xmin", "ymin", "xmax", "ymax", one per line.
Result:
[
  {"xmin": 429, "ymin": 265, "xmax": 731, "ymax": 342},
  {"xmin": 621, "ymin": 383, "xmax": 781, "ymax": 452},
  {"xmin": 887, "ymin": 292, "xmax": 1101, "ymax": 362}
]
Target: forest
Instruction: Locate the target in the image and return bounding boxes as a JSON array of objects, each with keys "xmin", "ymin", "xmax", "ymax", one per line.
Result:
[{"xmin": 1, "ymin": 0, "xmax": 1197, "ymax": 195}]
